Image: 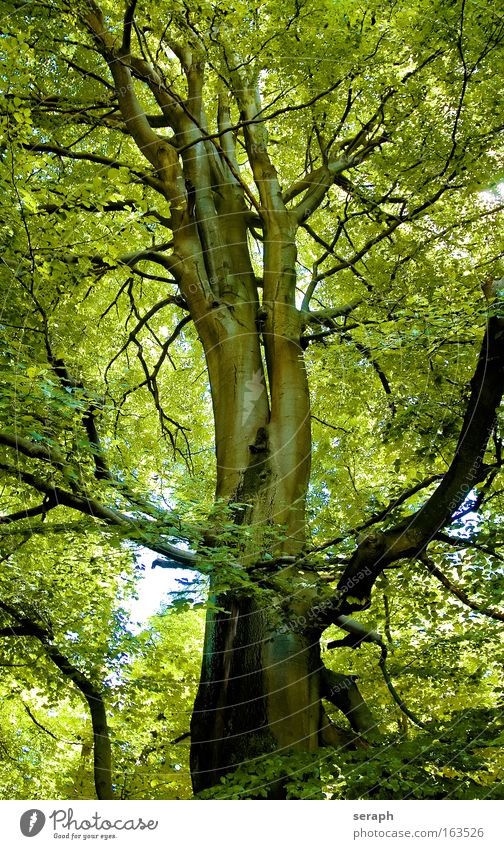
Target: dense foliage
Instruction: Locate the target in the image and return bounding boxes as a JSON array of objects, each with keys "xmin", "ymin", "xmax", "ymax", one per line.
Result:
[{"xmin": 0, "ymin": 0, "xmax": 503, "ymax": 799}]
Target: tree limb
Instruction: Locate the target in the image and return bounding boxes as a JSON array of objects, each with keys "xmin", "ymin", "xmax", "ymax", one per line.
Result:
[
  {"xmin": 320, "ymin": 317, "xmax": 504, "ymax": 613},
  {"xmin": 420, "ymin": 554, "xmax": 504, "ymax": 622},
  {"xmin": 435, "ymin": 531, "xmax": 504, "ymax": 563},
  {"xmin": 122, "ymin": 0, "xmax": 138, "ymax": 53},
  {"xmin": 311, "ymin": 474, "xmax": 444, "ymax": 554},
  {"xmin": 321, "ymin": 666, "xmax": 379, "ymax": 737},
  {"xmin": 0, "ymin": 496, "xmax": 57, "ymax": 524},
  {"xmin": 0, "ymin": 431, "xmax": 66, "ymax": 469},
  {"xmin": 0, "ymin": 459, "xmax": 198, "ymax": 565},
  {"xmin": 20, "ymin": 143, "xmax": 164, "ymax": 194},
  {"xmin": 328, "ymin": 616, "xmax": 435, "ymax": 732},
  {"xmin": 22, "ymin": 702, "xmax": 60, "ymax": 741},
  {"xmin": 290, "ymin": 140, "xmax": 389, "ymax": 225},
  {"xmin": 301, "ymin": 299, "xmax": 362, "ymax": 327},
  {"xmin": 0, "ymin": 597, "xmax": 113, "ymax": 796}
]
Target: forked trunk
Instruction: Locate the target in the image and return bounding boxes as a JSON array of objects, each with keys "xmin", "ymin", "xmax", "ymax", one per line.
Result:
[
  {"xmin": 180, "ymin": 144, "xmax": 327, "ymax": 792},
  {"xmin": 189, "ymin": 279, "xmax": 323, "ymax": 792}
]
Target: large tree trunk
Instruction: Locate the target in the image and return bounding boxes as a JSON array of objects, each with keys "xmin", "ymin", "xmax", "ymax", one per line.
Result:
[
  {"xmin": 189, "ymin": 341, "xmax": 322, "ymax": 791},
  {"xmin": 186, "ymin": 216, "xmax": 323, "ymax": 788},
  {"xmin": 189, "ymin": 267, "xmax": 327, "ymax": 793},
  {"xmin": 190, "ymin": 597, "xmax": 322, "ymax": 794}
]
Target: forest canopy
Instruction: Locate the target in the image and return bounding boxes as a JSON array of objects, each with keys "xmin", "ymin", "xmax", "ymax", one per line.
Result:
[{"xmin": 0, "ymin": 0, "xmax": 503, "ymax": 800}]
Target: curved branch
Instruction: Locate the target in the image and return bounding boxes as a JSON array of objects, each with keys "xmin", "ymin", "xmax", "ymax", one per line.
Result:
[
  {"xmin": 44, "ymin": 643, "xmax": 114, "ymax": 799},
  {"xmin": 0, "ymin": 431, "xmax": 66, "ymax": 468},
  {"xmin": 332, "ymin": 316, "xmax": 504, "ymax": 612},
  {"xmin": 291, "ymin": 140, "xmax": 389, "ymax": 225},
  {"xmin": 412, "ymin": 316, "xmax": 504, "ymax": 535},
  {"xmin": 176, "ymin": 76, "xmax": 347, "ymax": 157},
  {"xmin": 320, "ymin": 667, "xmax": 378, "ymax": 737},
  {"xmin": 435, "ymin": 531, "xmax": 504, "ymax": 563},
  {"xmin": 22, "ymin": 702, "xmax": 59, "ymax": 741},
  {"xmin": 122, "ymin": 0, "xmax": 138, "ymax": 52},
  {"xmin": 421, "ymin": 554, "xmax": 504, "ymax": 622},
  {"xmin": 377, "ymin": 644, "xmax": 433, "ymax": 732},
  {"xmin": 311, "ymin": 473, "xmax": 444, "ymax": 554},
  {"xmin": 0, "ymin": 496, "xmax": 57, "ymax": 524},
  {"xmin": 0, "ymin": 460, "xmax": 198, "ymax": 566},
  {"xmin": 0, "ymin": 625, "xmax": 44, "ymax": 637},
  {"xmin": 314, "ymin": 185, "xmax": 452, "ymax": 284},
  {"xmin": 328, "ymin": 616, "xmax": 434, "ymax": 732},
  {"xmin": 105, "ymin": 295, "xmax": 188, "ymax": 377},
  {"xmin": 302, "ymin": 299, "xmax": 362, "ymax": 327},
  {"xmin": 343, "ymin": 332, "xmax": 396, "ymax": 414}
]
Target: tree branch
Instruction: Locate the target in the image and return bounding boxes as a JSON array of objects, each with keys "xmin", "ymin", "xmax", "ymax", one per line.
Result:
[
  {"xmin": 0, "ymin": 598, "xmax": 114, "ymax": 798},
  {"xmin": 290, "ymin": 140, "xmax": 389, "ymax": 225},
  {"xmin": 0, "ymin": 459, "xmax": 197, "ymax": 566},
  {"xmin": 311, "ymin": 474, "xmax": 444, "ymax": 555},
  {"xmin": 410, "ymin": 316, "xmax": 504, "ymax": 536},
  {"xmin": 22, "ymin": 702, "xmax": 60, "ymax": 741},
  {"xmin": 328, "ymin": 616, "xmax": 434, "ymax": 732},
  {"xmin": 321, "ymin": 667, "xmax": 378, "ymax": 737},
  {"xmin": 313, "ymin": 184, "xmax": 454, "ymax": 284},
  {"xmin": 0, "ymin": 431, "xmax": 66, "ymax": 468},
  {"xmin": 314, "ymin": 317, "xmax": 504, "ymax": 616},
  {"xmin": 420, "ymin": 554, "xmax": 504, "ymax": 622},
  {"xmin": 122, "ymin": 0, "xmax": 138, "ymax": 53},
  {"xmin": 435, "ymin": 531, "xmax": 504, "ymax": 563},
  {"xmin": 20, "ymin": 143, "xmax": 164, "ymax": 194},
  {"xmin": 302, "ymin": 299, "xmax": 362, "ymax": 327},
  {"xmin": 104, "ymin": 295, "xmax": 188, "ymax": 378},
  {"xmin": 0, "ymin": 496, "xmax": 57, "ymax": 524}
]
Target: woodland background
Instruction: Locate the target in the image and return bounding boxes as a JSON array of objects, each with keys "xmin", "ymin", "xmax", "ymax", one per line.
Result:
[{"xmin": 0, "ymin": 0, "xmax": 503, "ymax": 799}]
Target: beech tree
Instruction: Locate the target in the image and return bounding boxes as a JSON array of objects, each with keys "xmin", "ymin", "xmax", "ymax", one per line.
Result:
[{"xmin": 1, "ymin": 0, "xmax": 503, "ymax": 798}]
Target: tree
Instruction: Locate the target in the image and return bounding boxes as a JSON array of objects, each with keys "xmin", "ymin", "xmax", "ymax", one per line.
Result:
[{"xmin": 0, "ymin": 0, "xmax": 503, "ymax": 799}]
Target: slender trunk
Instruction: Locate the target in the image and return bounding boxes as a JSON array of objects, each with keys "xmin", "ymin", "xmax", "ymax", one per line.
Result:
[{"xmin": 45, "ymin": 644, "xmax": 114, "ymax": 800}]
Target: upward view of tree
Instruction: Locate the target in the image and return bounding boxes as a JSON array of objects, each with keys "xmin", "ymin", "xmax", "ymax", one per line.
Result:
[{"xmin": 0, "ymin": 0, "xmax": 503, "ymax": 800}]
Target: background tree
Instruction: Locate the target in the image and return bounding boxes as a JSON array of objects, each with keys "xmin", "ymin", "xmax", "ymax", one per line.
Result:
[{"xmin": 0, "ymin": 0, "xmax": 503, "ymax": 798}]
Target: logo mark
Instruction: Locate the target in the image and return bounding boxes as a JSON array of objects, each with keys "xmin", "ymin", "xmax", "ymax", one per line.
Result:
[{"xmin": 20, "ymin": 810, "xmax": 46, "ymax": 837}]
